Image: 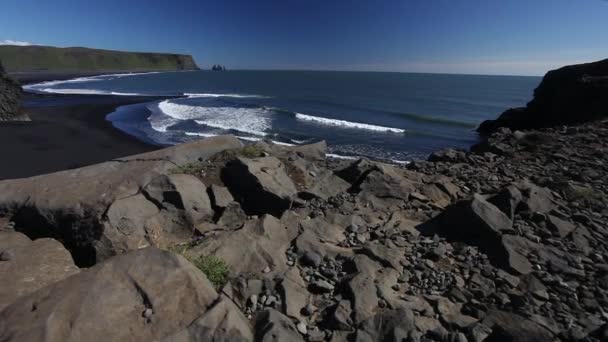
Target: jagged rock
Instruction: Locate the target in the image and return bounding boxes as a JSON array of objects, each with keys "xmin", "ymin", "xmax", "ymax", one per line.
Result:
[
  {"xmin": 0, "ymin": 248, "xmax": 251, "ymax": 342},
  {"xmin": 515, "ymin": 180, "xmax": 555, "ymax": 214},
  {"xmin": 0, "ymin": 232, "xmax": 79, "ymax": 311},
  {"xmin": 335, "ymin": 158, "xmax": 378, "ymax": 185},
  {"xmin": 299, "ymin": 170, "xmax": 350, "ymax": 201},
  {"xmin": 0, "ymin": 61, "xmax": 25, "ymax": 121},
  {"xmin": 347, "ymin": 255, "xmax": 382, "ymax": 324},
  {"xmin": 188, "ymin": 215, "xmax": 297, "ymax": 274},
  {"xmin": 357, "ymin": 163, "xmax": 420, "ymax": 201},
  {"xmin": 216, "ymin": 201, "xmax": 248, "ymax": 230},
  {"xmin": 254, "ymin": 309, "xmax": 305, "ymax": 342},
  {"xmin": 489, "ymin": 185, "xmax": 523, "ymax": 219},
  {"xmin": 223, "ymin": 157, "xmax": 297, "ymax": 217},
  {"xmin": 0, "ymin": 135, "xmax": 242, "ymax": 266},
  {"xmin": 432, "ymin": 297, "xmax": 478, "ymax": 329},
  {"xmin": 354, "ymin": 309, "xmax": 416, "ymax": 342},
  {"xmin": 162, "ymin": 296, "xmax": 253, "ymax": 342},
  {"xmin": 144, "ymin": 174, "xmax": 214, "ymax": 224},
  {"xmin": 279, "ymin": 268, "xmax": 310, "ymax": 321},
  {"xmin": 428, "ymin": 148, "xmax": 466, "ymax": 163},
  {"xmin": 499, "ymin": 235, "xmax": 534, "ymax": 275},
  {"xmin": 546, "ymin": 214, "xmax": 576, "ymax": 238},
  {"xmin": 332, "ymin": 300, "xmax": 354, "ymax": 331},
  {"xmin": 104, "ymin": 193, "xmax": 163, "ymax": 251},
  {"xmin": 433, "ymin": 194, "xmax": 513, "ymax": 242},
  {"xmin": 482, "ymin": 309, "xmax": 554, "ymax": 342},
  {"xmin": 255, "ymin": 140, "xmax": 327, "ymax": 161},
  {"xmin": 209, "ymin": 184, "xmax": 234, "ymax": 209},
  {"xmin": 360, "ymin": 241, "xmax": 404, "ymax": 270}
]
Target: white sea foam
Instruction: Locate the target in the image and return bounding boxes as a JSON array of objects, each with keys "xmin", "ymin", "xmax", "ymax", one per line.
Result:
[
  {"xmin": 155, "ymin": 99, "xmax": 271, "ymax": 137},
  {"xmin": 30, "ymin": 88, "xmax": 148, "ymax": 96},
  {"xmin": 184, "ymin": 132, "xmax": 293, "ymax": 147},
  {"xmin": 184, "ymin": 132, "xmax": 218, "ymax": 138},
  {"xmin": 184, "ymin": 93, "xmax": 270, "ymax": 99},
  {"xmin": 23, "ymin": 71, "xmax": 167, "ymax": 95},
  {"xmin": 326, "ymin": 153, "xmax": 358, "ymax": 160},
  {"xmin": 295, "ymin": 113, "xmax": 405, "ymax": 133}
]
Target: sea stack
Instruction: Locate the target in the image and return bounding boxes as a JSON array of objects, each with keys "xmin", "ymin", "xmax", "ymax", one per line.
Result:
[{"xmin": 0, "ymin": 60, "xmax": 25, "ymax": 121}]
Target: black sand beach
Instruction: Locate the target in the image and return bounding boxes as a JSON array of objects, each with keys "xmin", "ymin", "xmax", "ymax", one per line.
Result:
[{"xmin": 0, "ymin": 92, "xmax": 160, "ymax": 180}]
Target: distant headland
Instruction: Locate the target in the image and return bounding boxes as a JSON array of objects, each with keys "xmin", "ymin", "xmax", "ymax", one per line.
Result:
[{"xmin": 0, "ymin": 45, "xmax": 200, "ymax": 73}]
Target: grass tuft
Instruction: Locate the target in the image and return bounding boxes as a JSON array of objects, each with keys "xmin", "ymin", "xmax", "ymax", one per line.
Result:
[{"xmin": 191, "ymin": 255, "xmax": 230, "ymax": 289}]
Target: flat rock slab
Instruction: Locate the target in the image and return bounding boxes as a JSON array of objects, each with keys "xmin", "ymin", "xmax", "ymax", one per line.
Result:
[{"xmin": 0, "ymin": 232, "xmax": 79, "ymax": 311}]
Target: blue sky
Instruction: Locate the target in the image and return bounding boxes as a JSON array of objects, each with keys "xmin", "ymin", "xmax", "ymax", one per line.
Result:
[{"xmin": 1, "ymin": 0, "xmax": 607, "ymax": 75}]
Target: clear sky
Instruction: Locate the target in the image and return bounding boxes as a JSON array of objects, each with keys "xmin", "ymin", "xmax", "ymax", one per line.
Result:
[{"xmin": 1, "ymin": 0, "xmax": 607, "ymax": 75}]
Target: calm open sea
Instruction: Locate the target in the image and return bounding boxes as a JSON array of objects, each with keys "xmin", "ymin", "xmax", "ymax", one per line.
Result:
[{"xmin": 25, "ymin": 70, "xmax": 540, "ymax": 162}]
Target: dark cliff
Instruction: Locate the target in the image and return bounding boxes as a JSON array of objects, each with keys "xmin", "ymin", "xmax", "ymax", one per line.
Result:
[
  {"xmin": 0, "ymin": 60, "xmax": 24, "ymax": 121},
  {"xmin": 0, "ymin": 45, "xmax": 200, "ymax": 73},
  {"xmin": 479, "ymin": 58, "xmax": 608, "ymax": 134}
]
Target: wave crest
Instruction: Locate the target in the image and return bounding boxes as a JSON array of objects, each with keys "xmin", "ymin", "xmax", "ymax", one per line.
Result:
[{"xmin": 295, "ymin": 113, "xmax": 405, "ymax": 133}]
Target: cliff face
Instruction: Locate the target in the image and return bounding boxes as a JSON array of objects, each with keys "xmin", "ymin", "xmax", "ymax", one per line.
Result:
[
  {"xmin": 479, "ymin": 58, "xmax": 608, "ymax": 134},
  {"xmin": 0, "ymin": 45, "xmax": 200, "ymax": 73},
  {"xmin": 0, "ymin": 60, "xmax": 23, "ymax": 121}
]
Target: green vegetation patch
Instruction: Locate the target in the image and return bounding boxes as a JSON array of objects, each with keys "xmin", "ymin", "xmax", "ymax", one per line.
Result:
[
  {"xmin": 171, "ymin": 243, "xmax": 230, "ymax": 289},
  {"xmin": 170, "ymin": 144, "xmax": 267, "ymax": 176},
  {"xmin": 170, "ymin": 161, "xmax": 207, "ymax": 176},
  {"xmin": 191, "ymin": 255, "xmax": 230, "ymax": 289}
]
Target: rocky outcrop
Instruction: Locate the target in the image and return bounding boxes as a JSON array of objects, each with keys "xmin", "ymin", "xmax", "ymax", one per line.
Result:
[
  {"xmin": 479, "ymin": 58, "xmax": 608, "ymax": 134},
  {"xmin": 0, "ymin": 60, "xmax": 25, "ymax": 121},
  {"xmin": 0, "ymin": 247, "xmax": 252, "ymax": 342},
  {"xmin": 0, "ymin": 231, "xmax": 79, "ymax": 311},
  {"xmin": 0, "ymin": 135, "xmax": 242, "ymax": 266}
]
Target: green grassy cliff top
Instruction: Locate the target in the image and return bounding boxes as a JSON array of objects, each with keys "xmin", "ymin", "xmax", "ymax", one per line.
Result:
[{"xmin": 0, "ymin": 45, "xmax": 199, "ymax": 73}]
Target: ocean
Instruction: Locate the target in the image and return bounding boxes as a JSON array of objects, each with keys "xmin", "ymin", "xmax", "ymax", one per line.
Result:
[{"xmin": 24, "ymin": 70, "xmax": 541, "ymax": 163}]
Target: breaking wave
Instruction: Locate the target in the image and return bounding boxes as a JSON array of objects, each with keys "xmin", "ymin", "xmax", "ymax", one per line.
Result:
[{"xmin": 295, "ymin": 113, "xmax": 405, "ymax": 133}]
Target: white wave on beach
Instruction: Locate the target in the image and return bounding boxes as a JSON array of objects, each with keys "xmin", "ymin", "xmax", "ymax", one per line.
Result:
[
  {"xmin": 154, "ymin": 99, "xmax": 271, "ymax": 137},
  {"xmin": 295, "ymin": 113, "xmax": 405, "ymax": 133},
  {"xmin": 29, "ymin": 88, "xmax": 149, "ymax": 96},
  {"xmin": 23, "ymin": 71, "xmax": 167, "ymax": 95},
  {"xmin": 184, "ymin": 93, "xmax": 270, "ymax": 99},
  {"xmin": 185, "ymin": 132, "xmax": 294, "ymax": 146},
  {"xmin": 326, "ymin": 153, "xmax": 359, "ymax": 160}
]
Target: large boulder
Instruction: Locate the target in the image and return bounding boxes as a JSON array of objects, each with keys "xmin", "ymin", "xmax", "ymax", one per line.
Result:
[
  {"xmin": 0, "ymin": 135, "xmax": 242, "ymax": 266},
  {"xmin": 432, "ymin": 194, "xmax": 513, "ymax": 242},
  {"xmin": 0, "ymin": 60, "xmax": 26, "ymax": 121},
  {"xmin": 144, "ymin": 174, "xmax": 214, "ymax": 224},
  {"xmin": 187, "ymin": 215, "xmax": 298, "ymax": 274},
  {"xmin": 0, "ymin": 247, "xmax": 252, "ymax": 342},
  {"xmin": 479, "ymin": 59, "xmax": 608, "ymax": 133},
  {"xmin": 0, "ymin": 232, "xmax": 79, "ymax": 311},
  {"xmin": 482, "ymin": 309, "xmax": 554, "ymax": 342},
  {"xmin": 222, "ymin": 157, "xmax": 298, "ymax": 217},
  {"xmin": 254, "ymin": 309, "xmax": 305, "ymax": 342}
]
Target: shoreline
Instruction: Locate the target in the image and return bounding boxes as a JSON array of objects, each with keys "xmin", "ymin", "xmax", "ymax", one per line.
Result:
[{"xmin": 0, "ymin": 91, "xmax": 163, "ymax": 180}]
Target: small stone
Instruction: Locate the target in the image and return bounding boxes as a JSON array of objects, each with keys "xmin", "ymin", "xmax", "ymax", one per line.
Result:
[
  {"xmin": 142, "ymin": 308, "xmax": 153, "ymax": 318},
  {"xmin": 0, "ymin": 250, "xmax": 14, "ymax": 261},
  {"xmin": 263, "ymin": 266, "xmax": 271, "ymax": 273},
  {"xmin": 302, "ymin": 252, "xmax": 323, "ymax": 268},
  {"xmin": 303, "ymin": 303, "xmax": 315, "ymax": 316},
  {"xmin": 296, "ymin": 321, "xmax": 308, "ymax": 335},
  {"xmin": 309, "ymin": 280, "xmax": 334, "ymax": 293}
]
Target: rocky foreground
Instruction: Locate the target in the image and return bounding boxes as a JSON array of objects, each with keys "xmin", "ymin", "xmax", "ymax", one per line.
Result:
[
  {"xmin": 0, "ymin": 120, "xmax": 606, "ymax": 341},
  {"xmin": 1, "ymin": 59, "xmax": 608, "ymax": 341}
]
